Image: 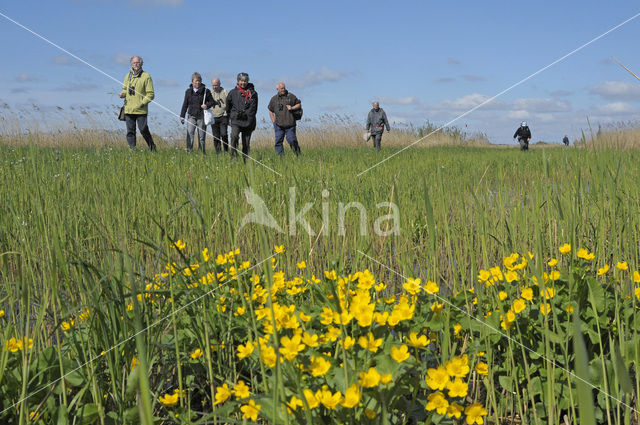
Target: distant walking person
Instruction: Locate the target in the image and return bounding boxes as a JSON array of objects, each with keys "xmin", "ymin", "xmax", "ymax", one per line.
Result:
[
  {"xmin": 365, "ymin": 102, "xmax": 390, "ymax": 151},
  {"xmin": 226, "ymin": 73, "xmax": 258, "ymax": 159},
  {"xmin": 180, "ymin": 72, "xmax": 214, "ymax": 153},
  {"xmin": 120, "ymin": 56, "xmax": 156, "ymax": 150},
  {"xmin": 210, "ymin": 78, "xmax": 229, "ymax": 153},
  {"xmin": 268, "ymin": 82, "xmax": 302, "ymax": 156},
  {"xmin": 562, "ymin": 135, "xmax": 570, "ymax": 146},
  {"xmin": 513, "ymin": 121, "xmax": 532, "ymax": 151}
]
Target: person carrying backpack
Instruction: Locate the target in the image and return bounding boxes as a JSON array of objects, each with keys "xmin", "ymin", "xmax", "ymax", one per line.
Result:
[{"xmin": 513, "ymin": 121, "xmax": 531, "ymax": 151}]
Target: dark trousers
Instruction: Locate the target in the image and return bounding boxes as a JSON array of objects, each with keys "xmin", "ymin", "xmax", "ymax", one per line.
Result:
[
  {"xmin": 230, "ymin": 125, "xmax": 252, "ymax": 159},
  {"xmin": 211, "ymin": 116, "xmax": 229, "ymax": 153},
  {"xmin": 518, "ymin": 137, "xmax": 529, "ymax": 151},
  {"xmin": 125, "ymin": 114, "xmax": 155, "ymax": 150},
  {"xmin": 372, "ymin": 133, "xmax": 382, "ymax": 151},
  {"xmin": 274, "ymin": 123, "xmax": 300, "ymax": 155}
]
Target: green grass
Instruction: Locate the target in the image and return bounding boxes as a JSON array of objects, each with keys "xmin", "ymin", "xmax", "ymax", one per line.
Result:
[{"xmin": 1, "ymin": 144, "xmax": 639, "ymax": 424}]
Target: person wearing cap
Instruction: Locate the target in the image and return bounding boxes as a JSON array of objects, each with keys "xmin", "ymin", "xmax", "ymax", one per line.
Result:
[
  {"xmin": 513, "ymin": 121, "xmax": 531, "ymax": 151},
  {"xmin": 365, "ymin": 102, "xmax": 391, "ymax": 151}
]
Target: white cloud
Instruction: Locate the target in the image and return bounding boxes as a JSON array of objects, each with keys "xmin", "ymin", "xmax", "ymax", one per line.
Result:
[
  {"xmin": 512, "ymin": 98, "xmax": 571, "ymax": 112},
  {"xmin": 589, "ymin": 81, "xmax": 640, "ymax": 101},
  {"xmin": 377, "ymin": 96, "xmax": 419, "ymax": 105},
  {"xmin": 593, "ymin": 102, "xmax": 637, "ymax": 115},
  {"xmin": 52, "ymin": 55, "xmax": 72, "ymax": 65},
  {"xmin": 435, "ymin": 93, "xmax": 504, "ymax": 111},
  {"xmin": 127, "ymin": 0, "xmax": 183, "ymax": 7},
  {"xmin": 434, "ymin": 94, "xmax": 570, "ymax": 113},
  {"xmin": 506, "ymin": 110, "xmax": 529, "ymax": 120},
  {"xmin": 16, "ymin": 73, "xmax": 36, "ymax": 82},
  {"xmin": 112, "ymin": 52, "xmax": 132, "ymax": 65}
]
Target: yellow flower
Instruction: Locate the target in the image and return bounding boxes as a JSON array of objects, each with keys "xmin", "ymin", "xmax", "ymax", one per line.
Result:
[
  {"xmin": 233, "ymin": 380, "xmax": 250, "ymax": 399},
  {"xmin": 341, "ymin": 336, "xmax": 355, "ymax": 350},
  {"xmin": 309, "ymin": 356, "xmax": 331, "ymax": 377},
  {"xmin": 577, "ymin": 248, "xmax": 595, "ymax": 261},
  {"xmin": 566, "ymin": 305, "xmax": 575, "ymax": 314},
  {"xmin": 341, "ymin": 384, "xmax": 361, "ymax": 408},
  {"xmin": 559, "ymin": 243, "xmax": 571, "ymax": 255},
  {"xmin": 445, "ymin": 355, "xmax": 470, "ymax": 378},
  {"xmin": 391, "ymin": 345, "xmax": 410, "ymax": 363},
  {"xmin": 597, "ymin": 265, "xmax": 610, "ymax": 276},
  {"xmin": 616, "ymin": 261, "xmax": 628, "ymax": 271},
  {"xmin": 190, "ymin": 348, "xmax": 203, "ymax": 359},
  {"xmin": 548, "ymin": 270, "xmax": 560, "ymax": 281},
  {"xmin": 201, "ymin": 248, "xmax": 210, "ymax": 262},
  {"xmin": 477, "ymin": 269, "xmax": 491, "ymax": 282},
  {"xmin": 407, "ymin": 332, "xmax": 429, "ymax": 348},
  {"xmin": 465, "ymin": 402, "xmax": 488, "ymax": 425},
  {"xmin": 260, "ymin": 345, "xmax": 277, "ymax": 368},
  {"xmin": 633, "ymin": 271, "xmax": 640, "ymax": 283},
  {"xmin": 403, "ymin": 278, "xmax": 422, "ymax": 295},
  {"xmin": 159, "ymin": 389, "xmax": 182, "ymax": 407},
  {"xmin": 547, "ymin": 258, "xmax": 558, "ymax": 267},
  {"xmin": 324, "ymin": 270, "xmax": 337, "ymax": 280},
  {"xmin": 374, "ymin": 311, "xmax": 389, "ymax": 326},
  {"xmin": 0, "ymin": 309, "xmax": 4, "ymax": 319},
  {"xmin": 237, "ymin": 341, "xmax": 254, "ymax": 359},
  {"xmin": 214, "ymin": 384, "xmax": 231, "ymax": 405},
  {"xmin": 447, "ymin": 402, "xmax": 464, "ymax": 418},
  {"xmin": 286, "ymin": 395, "xmax": 303, "ymax": 413},
  {"xmin": 430, "ymin": 301, "xmax": 443, "ymax": 315},
  {"xmin": 274, "ymin": 245, "xmax": 285, "ymax": 253},
  {"xmin": 425, "ymin": 391, "xmax": 449, "ymax": 415},
  {"xmin": 173, "ymin": 240, "xmax": 186, "ymax": 251},
  {"xmin": 61, "ymin": 319, "xmax": 74, "ymax": 331},
  {"xmin": 364, "ymin": 408, "xmax": 377, "ymax": 419},
  {"xmin": 521, "ymin": 287, "xmax": 533, "ymax": 301},
  {"xmin": 380, "ymin": 373, "xmax": 393, "ymax": 385},
  {"xmin": 296, "ymin": 261, "xmax": 306, "ymax": 269},
  {"xmin": 543, "ymin": 287, "xmax": 555, "ymax": 299},
  {"xmin": 130, "ymin": 356, "xmax": 140, "ymax": 371},
  {"xmin": 453, "ymin": 323, "xmax": 462, "ymax": 335},
  {"xmin": 358, "ymin": 332, "xmax": 382, "ymax": 353},
  {"xmin": 240, "ymin": 399, "xmax": 261, "ymax": 421},
  {"xmin": 234, "ymin": 306, "xmax": 246, "ymax": 316},
  {"xmin": 512, "ymin": 298, "xmax": 526, "ymax": 314},
  {"xmin": 634, "ymin": 286, "xmax": 640, "ymax": 301},
  {"xmin": 425, "ymin": 366, "xmax": 450, "ymax": 390},
  {"xmin": 302, "ymin": 332, "xmax": 319, "ymax": 348},
  {"xmin": 446, "ymin": 377, "xmax": 468, "ymax": 398},
  {"xmin": 358, "ymin": 367, "xmax": 381, "ymax": 388},
  {"xmin": 5, "ymin": 337, "xmax": 22, "ymax": 352},
  {"xmin": 498, "ymin": 291, "xmax": 508, "ymax": 301},
  {"xmin": 505, "ymin": 270, "xmax": 519, "ymax": 283},
  {"xmin": 316, "ymin": 386, "xmax": 342, "ymax": 409},
  {"xmin": 539, "ymin": 303, "xmax": 552, "ymax": 315},
  {"xmin": 279, "ymin": 335, "xmax": 305, "ymax": 361},
  {"xmin": 425, "ymin": 280, "xmax": 440, "ymax": 294},
  {"xmin": 475, "ymin": 361, "xmax": 489, "ymax": 375}
]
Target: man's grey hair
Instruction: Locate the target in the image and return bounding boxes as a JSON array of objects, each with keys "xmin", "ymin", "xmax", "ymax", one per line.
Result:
[
  {"xmin": 237, "ymin": 72, "xmax": 250, "ymax": 82},
  {"xmin": 130, "ymin": 56, "xmax": 143, "ymax": 65}
]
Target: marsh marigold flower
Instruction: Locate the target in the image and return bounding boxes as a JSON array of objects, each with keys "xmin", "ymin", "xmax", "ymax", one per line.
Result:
[
  {"xmin": 190, "ymin": 348, "xmax": 203, "ymax": 359},
  {"xmin": 547, "ymin": 258, "xmax": 558, "ymax": 267},
  {"xmin": 407, "ymin": 332, "xmax": 429, "ymax": 348},
  {"xmin": 359, "ymin": 367, "xmax": 381, "ymax": 388},
  {"xmin": 633, "ymin": 271, "xmax": 640, "ymax": 283},
  {"xmin": 403, "ymin": 278, "xmax": 422, "ymax": 295},
  {"xmin": 240, "ymin": 399, "xmax": 261, "ymax": 421},
  {"xmin": 616, "ymin": 261, "xmax": 628, "ymax": 271},
  {"xmin": 173, "ymin": 240, "xmax": 186, "ymax": 251},
  {"xmin": 425, "ymin": 366, "xmax": 450, "ymax": 390},
  {"xmin": 316, "ymin": 386, "xmax": 342, "ymax": 409},
  {"xmin": 465, "ymin": 402, "xmax": 488, "ymax": 424},
  {"xmin": 447, "ymin": 377, "xmax": 469, "ymax": 398},
  {"xmin": 521, "ymin": 287, "xmax": 533, "ymax": 301},
  {"xmin": 279, "ymin": 335, "xmax": 305, "ymax": 361},
  {"xmin": 577, "ymin": 248, "xmax": 595, "ymax": 261},
  {"xmin": 214, "ymin": 384, "xmax": 231, "ymax": 405},
  {"xmin": 233, "ymin": 380, "xmax": 250, "ymax": 399},
  {"xmin": 296, "ymin": 261, "xmax": 306, "ymax": 269},
  {"xmin": 498, "ymin": 291, "xmax": 508, "ymax": 301},
  {"xmin": 273, "ymin": 245, "xmax": 285, "ymax": 253},
  {"xmin": 237, "ymin": 341, "xmax": 254, "ymax": 359},
  {"xmin": 309, "ymin": 356, "xmax": 331, "ymax": 377},
  {"xmin": 475, "ymin": 361, "xmax": 489, "ymax": 375},
  {"xmin": 559, "ymin": 243, "xmax": 571, "ymax": 255},
  {"xmin": 597, "ymin": 265, "xmax": 610, "ymax": 276},
  {"xmin": 425, "ymin": 391, "xmax": 449, "ymax": 415},
  {"xmin": 324, "ymin": 270, "xmax": 337, "ymax": 280},
  {"xmin": 446, "ymin": 355, "xmax": 470, "ymax": 378},
  {"xmin": 391, "ymin": 345, "xmax": 410, "ymax": 363},
  {"xmin": 341, "ymin": 384, "xmax": 361, "ymax": 408},
  {"xmin": 159, "ymin": 389, "xmax": 181, "ymax": 407},
  {"xmin": 447, "ymin": 402, "xmax": 464, "ymax": 418},
  {"xmin": 423, "ymin": 280, "xmax": 438, "ymax": 294},
  {"xmin": 513, "ymin": 298, "xmax": 526, "ymax": 314},
  {"xmin": 286, "ymin": 396, "xmax": 303, "ymax": 413},
  {"xmin": 364, "ymin": 408, "xmax": 377, "ymax": 419},
  {"xmin": 539, "ymin": 303, "xmax": 552, "ymax": 315},
  {"xmin": 358, "ymin": 332, "xmax": 382, "ymax": 353}
]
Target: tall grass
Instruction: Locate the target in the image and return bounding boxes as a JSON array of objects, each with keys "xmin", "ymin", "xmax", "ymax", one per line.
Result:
[{"xmin": 1, "ymin": 139, "xmax": 640, "ymax": 423}]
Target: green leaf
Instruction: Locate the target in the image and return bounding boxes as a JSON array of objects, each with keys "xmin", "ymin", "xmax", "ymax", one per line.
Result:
[
  {"xmin": 614, "ymin": 345, "xmax": 633, "ymax": 394},
  {"xmin": 573, "ymin": 312, "xmax": 596, "ymax": 425},
  {"xmin": 587, "ymin": 278, "xmax": 604, "ymax": 313},
  {"xmin": 56, "ymin": 404, "xmax": 69, "ymax": 425},
  {"xmin": 498, "ymin": 374, "xmax": 513, "ymax": 392},
  {"xmin": 78, "ymin": 403, "xmax": 100, "ymax": 425}
]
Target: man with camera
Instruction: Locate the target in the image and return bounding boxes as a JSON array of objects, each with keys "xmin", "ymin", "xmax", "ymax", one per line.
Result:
[
  {"xmin": 210, "ymin": 78, "xmax": 229, "ymax": 153},
  {"xmin": 119, "ymin": 56, "xmax": 156, "ymax": 150},
  {"xmin": 226, "ymin": 72, "xmax": 258, "ymax": 159},
  {"xmin": 268, "ymin": 82, "xmax": 302, "ymax": 156}
]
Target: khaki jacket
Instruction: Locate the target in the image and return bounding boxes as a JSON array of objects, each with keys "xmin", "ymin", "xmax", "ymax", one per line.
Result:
[
  {"xmin": 121, "ymin": 70, "xmax": 155, "ymax": 114},
  {"xmin": 211, "ymin": 88, "xmax": 228, "ymax": 118}
]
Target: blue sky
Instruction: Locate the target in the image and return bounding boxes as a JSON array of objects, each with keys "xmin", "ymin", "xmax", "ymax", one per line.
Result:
[{"xmin": 2, "ymin": 1, "xmax": 640, "ymax": 144}]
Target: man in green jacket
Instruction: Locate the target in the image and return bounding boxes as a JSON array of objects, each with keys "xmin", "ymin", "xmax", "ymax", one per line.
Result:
[{"xmin": 119, "ymin": 56, "xmax": 156, "ymax": 150}]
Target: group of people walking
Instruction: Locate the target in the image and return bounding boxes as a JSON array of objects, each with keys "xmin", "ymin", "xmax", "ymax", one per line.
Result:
[
  {"xmin": 120, "ymin": 56, "xmax": 568, "ymax": 155},
  {"xmin": 120, "ymin": 56, "xmax": 302, "ymax": 157}
]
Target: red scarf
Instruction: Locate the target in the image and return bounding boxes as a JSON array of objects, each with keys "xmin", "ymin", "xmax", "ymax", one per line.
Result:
[{"xmin": 237, "ymin": 85, "xmax": 252, "ymax": 101}]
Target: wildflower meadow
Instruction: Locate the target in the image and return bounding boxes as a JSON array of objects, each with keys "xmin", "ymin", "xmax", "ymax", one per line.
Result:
[{"xmin": 1, "ymin": 143, "xmax": 640, "ymax": 424}]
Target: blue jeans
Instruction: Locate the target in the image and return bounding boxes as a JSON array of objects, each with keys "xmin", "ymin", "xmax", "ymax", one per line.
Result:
[
  {"xmin": 186, "ymin": 116, "xmax": 206, "ymax": 153},
  {"xmin": 273, "ymin": 123, "xmax": 300, "ymax": 155}
]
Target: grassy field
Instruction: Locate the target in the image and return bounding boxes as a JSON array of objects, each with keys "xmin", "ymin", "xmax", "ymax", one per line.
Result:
[{"xmin": 1, "ymin": 141, "xmax": 640, "ymax": 424}]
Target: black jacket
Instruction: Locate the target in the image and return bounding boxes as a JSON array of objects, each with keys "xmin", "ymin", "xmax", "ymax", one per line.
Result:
[
  {"xmin": 226, "ymin": 83, "xmax": 258, "ymax": 130},
  {"xmin": 180, "ymin": 84, "xmax": 214, "ymax": 120},
  {"xmin": 514, "ymin": 126, "xmax": 531, "ymax": 140}
]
